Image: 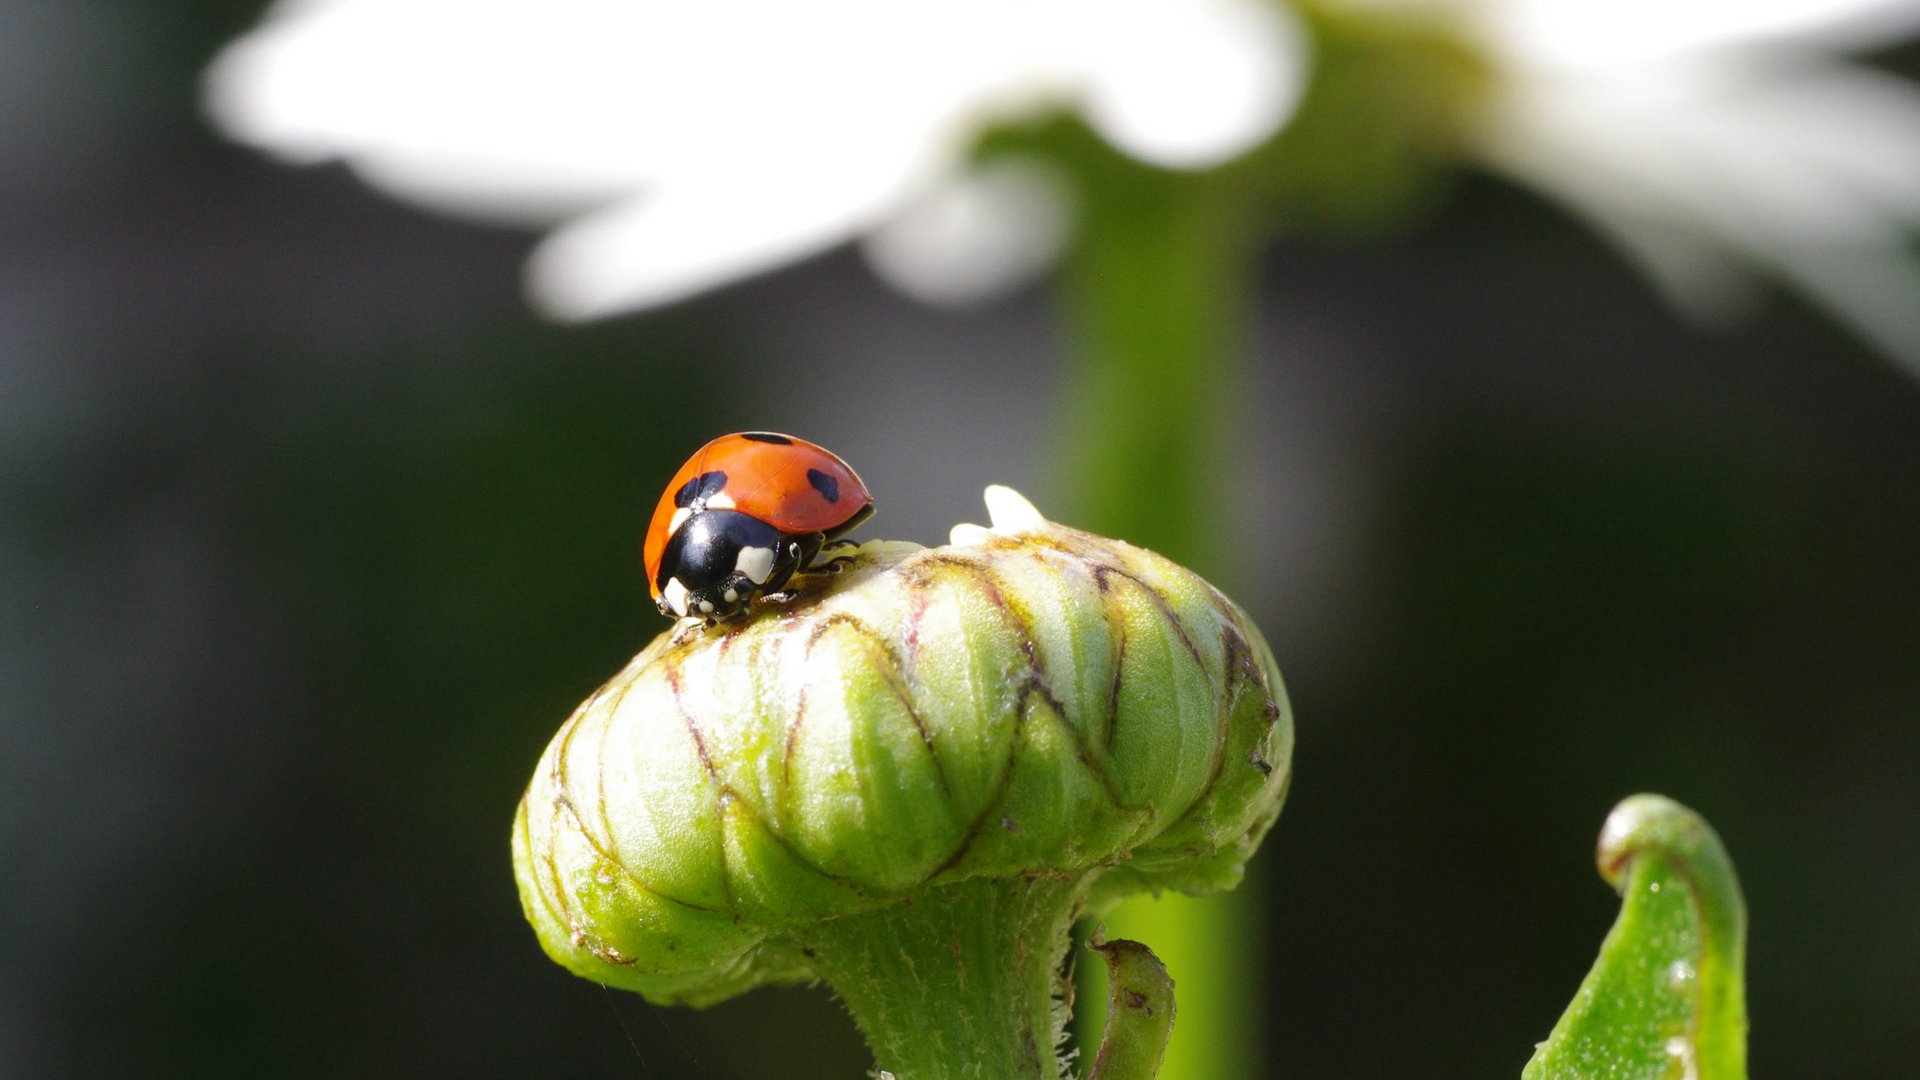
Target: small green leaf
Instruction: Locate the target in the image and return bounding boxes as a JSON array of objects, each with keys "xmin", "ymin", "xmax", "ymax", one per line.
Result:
[
  {"xmin": 1087, "ymin": 939, "xmax": 1177, "ymax": 1080},
  {"xmin": 1526, "ymin": 795, "xmax": 1748, "ymax": 1080}
]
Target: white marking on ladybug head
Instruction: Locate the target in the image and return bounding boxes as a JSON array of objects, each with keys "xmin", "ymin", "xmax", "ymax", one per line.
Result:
[
  {"xmin": 704, "ymin": 492, "xmax": 735, "ymax": 511},
  {"xmin": 662, "ymin": 577, "xmax": 690, "ymax": 617},
  {"xmin": 723, "ymin": 587, "xmax": 740, "ymax": 604},
  {"xmin": 736, "ymin": 544, "xmax": 776, "ymax": 585},
  {"xmin": 697, "ymin": 598, "xmax": 715, "ymax": 614},
  {"xmin": 668, "ymin": 507, "xmax": 691, "ymax": 535}
]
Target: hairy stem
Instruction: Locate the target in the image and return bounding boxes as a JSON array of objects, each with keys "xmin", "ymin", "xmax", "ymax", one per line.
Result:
[{"xmin": 800, "ymin": 876, "xmax": 1088, "ymax": 1080}]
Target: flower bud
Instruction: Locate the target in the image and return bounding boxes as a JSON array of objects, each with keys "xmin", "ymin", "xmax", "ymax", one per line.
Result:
[{"xmin": 513, "ymin": 487, "xmax": 1291, "ymax": 1008}]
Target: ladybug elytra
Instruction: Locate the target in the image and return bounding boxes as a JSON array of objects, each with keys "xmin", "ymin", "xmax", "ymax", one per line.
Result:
[{"xmin": 643, "ymin": 432, "xmax": 875, "ymax": 622}]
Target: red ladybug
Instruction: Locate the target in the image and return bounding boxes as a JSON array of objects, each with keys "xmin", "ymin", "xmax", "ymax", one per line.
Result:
[{"xmin": 643, "ymin": 432, "xmax": 875, "ymax": 622}]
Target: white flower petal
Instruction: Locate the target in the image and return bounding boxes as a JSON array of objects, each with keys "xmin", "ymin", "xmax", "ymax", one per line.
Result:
[
  {"xmin": 861, "ymin": 156, "xmax": 1074, "ymax": 307},
  {"xmin": 1748, "ymin": 65, "xmax": 1920, "ymax": 227},
  {"xmin": 204, "ymin": 0, "xmax": 667, "ymax": 221},
  {"xmin": 948, "ymin": 485, "xmax": 1047, "ymax": 546},
  {"xmin": 1482, "ymin": 119, "xmax": 1759, "ymax": 322},
  {"xmin": 1484, "ymin": 60, "xmax": 1911, "ymax": 247},
  {"xmin": 528, "ymin": 153, "xmax": 938, "ymax": 319},
  {"xmin": 1478, "ymin": 0, "xmax": 1920, "ymax": 70},
  {"xmin": 1079, "ymin": 0, "xmax": 1309, "ymax": 169},
  {"xmin": 207, "ymin": 0, "xmax": 1318, "ymax": 316},
  {"xmin": 948, "ymin": 523, "xmax": 996, "ymax": 547},
  {"xmin": 1469, "ymin": 0, "xmax": 1920, "ymax": 368},
  {"xmin": 983, "ymin": 485, "xmax": 1047, "ymax": 532},
  {"xmin": 1774, "ymin": 244, "xmax": 1920, "ymax": 373}
]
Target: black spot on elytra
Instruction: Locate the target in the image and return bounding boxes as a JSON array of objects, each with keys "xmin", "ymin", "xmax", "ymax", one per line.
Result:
[
  {"xmin": 674, "ymin": 470, "xmax": 728, "ymax": 508},
  {"xmin": 740, "ymin": 432, "xmax": 793, "ymax": 444},
  {"xmin": 807, "ymin": 468, "xmax": 840, "ymax": 503}
]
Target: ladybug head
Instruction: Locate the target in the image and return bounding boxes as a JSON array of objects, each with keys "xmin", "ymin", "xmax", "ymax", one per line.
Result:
[{"xmin": 655, "ymin": 509, "xmax": 794, "ymax": 622}]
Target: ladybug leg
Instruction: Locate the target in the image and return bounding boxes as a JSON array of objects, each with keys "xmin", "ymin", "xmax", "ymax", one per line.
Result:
[
  {"xmin": 764, "ymin": 531, "xmax": 865, "ymax": 604},
  {"xmin": 760, "ymin": 534, "xmax": 816, "ymax": 596},
  {"xmin": 812, "ymin": 537, "xmax": 869, "ymax": 573},
  {"xmin": 796, "ymin": 532, "xmax": 860, "ymax": 576},
  {"xmin": 812, "ymin": 505, "xmax": 873, "ymax": 568},
  {"xmin": 810, "ymin": 552, "xmax": 857, "ymax": 573},
  {"xmin": 792, "ymin": 532, "xmax": 830, "ymax": 573}
]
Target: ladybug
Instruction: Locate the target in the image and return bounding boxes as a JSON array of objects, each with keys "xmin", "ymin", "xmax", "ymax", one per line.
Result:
[{"xmin": 643, "ymin": 432, "xmax": 875, "ymax": 622}]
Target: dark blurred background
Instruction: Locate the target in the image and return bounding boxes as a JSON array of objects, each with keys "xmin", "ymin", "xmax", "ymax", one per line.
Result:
[{"xmin": 5, "ymin": 3, "xmax": 1919, "ymax": 1077}]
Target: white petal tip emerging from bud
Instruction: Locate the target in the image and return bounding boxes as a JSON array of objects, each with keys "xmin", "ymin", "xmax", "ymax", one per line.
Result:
[
  {"xmin": 951, "ymin": 485, "xmax": 1048, "ymax": 546},
  {"xmin": 948, "ymin": 523, "xmax": 994, "ymax": 547}
]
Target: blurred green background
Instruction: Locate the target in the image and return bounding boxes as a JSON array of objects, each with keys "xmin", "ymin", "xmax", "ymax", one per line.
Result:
[{"xmin": 5, "ymin": 3, "xmax": 1919, "ymax": 1078}]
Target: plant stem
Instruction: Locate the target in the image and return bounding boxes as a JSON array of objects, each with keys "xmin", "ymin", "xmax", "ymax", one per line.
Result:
[
  {"xmin": 800, "ymin": 876, "xmax": 1087, "ymax": 1080},
  {"xmin": 1055, "ymin": 170, "xmax": 1254, "ymax": 572},
  {"xmin": 1055, "ymin": 167, "xmax": 1263, "ymax": 1080}
]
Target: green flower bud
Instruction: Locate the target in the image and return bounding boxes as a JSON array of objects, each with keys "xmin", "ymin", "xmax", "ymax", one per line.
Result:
[{"xmin": 513, "ymin": 487, "xmax": 1291, "ymax": 1078}]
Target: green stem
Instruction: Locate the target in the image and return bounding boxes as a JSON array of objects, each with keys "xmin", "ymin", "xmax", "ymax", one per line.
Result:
[
  {"xmin": 799, "ymin": 876, "xmax": 1087, "ymax": 1080},
  {"xmin": 1056, "ymin": 170, "xmax": 1253, "ymax": 571},
  {"xmin": 1056, "ymin": 167, "xmax": 1262, "ymax": 1080}
]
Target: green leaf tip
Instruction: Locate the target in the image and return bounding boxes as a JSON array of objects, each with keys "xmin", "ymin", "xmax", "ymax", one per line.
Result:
[
  {"xmin": 1087, "ymin": 939, "xmax": 1177, "ymax": 1080},
  {"xmin": 1525, "ymin": 794, "xmax": 1749, "ymax": 1080}
]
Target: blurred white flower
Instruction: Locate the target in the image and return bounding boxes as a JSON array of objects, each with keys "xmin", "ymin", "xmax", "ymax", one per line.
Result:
[
  {"xmin": 207, "ymin": 0, "xmax": 1920, "ymax": 365},
  {"xmin": 1454, "ymin": 0, "xmax": 1920, "ymax": 368},
  {"xmin": 205, "ymin": 0, "xmax": 1307, "ymax": 318}
]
